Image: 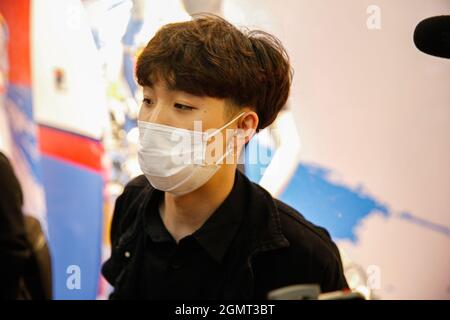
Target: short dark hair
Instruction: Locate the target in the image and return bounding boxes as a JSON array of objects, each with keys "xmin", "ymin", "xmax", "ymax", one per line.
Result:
[{"xmin": 136, "ymin": 14, "xmax": 293, "ymax": 130}]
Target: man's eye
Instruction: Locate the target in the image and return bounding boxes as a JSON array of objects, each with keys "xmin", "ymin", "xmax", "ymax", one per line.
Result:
[
  {"xmin": 142, "ymin": 98, "xmax": 154, "ymax": 106},
  {"xmin": 174, "ymin": 103, "xmax": 195, "ymax": 111}
]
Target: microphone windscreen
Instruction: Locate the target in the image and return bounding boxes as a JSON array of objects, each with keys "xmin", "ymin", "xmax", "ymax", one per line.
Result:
[{"xmin": 413, "ymin": 15, "xmax": 450, "ymax": 59}]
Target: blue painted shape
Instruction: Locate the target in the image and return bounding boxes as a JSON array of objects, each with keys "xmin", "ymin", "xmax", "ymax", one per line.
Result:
[
  {"xmin": 279, "ymin": 163, "xmax": 389, "ymax": 242},
  {"xmin": 41, "ymin": 155, "xmax": 103, "ymax": 299},
  {"xmin": 399, "ymin": 212, "xmax": 450, "ymax": 237},
  {"xmin": 244, "ymin": 138, "xmax": 389, "ymax": 242}
]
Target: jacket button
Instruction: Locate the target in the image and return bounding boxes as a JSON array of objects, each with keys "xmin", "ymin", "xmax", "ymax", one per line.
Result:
[{"xmin": 124, "ymin": 251, "xmax": 131, "ymax": 258}]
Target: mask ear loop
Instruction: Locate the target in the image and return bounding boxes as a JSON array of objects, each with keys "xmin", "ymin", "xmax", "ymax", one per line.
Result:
[
  {"xmin": 204, "ymin": 112, "xmax": 247, "ymax": 142},
  {"xmin": 201, "ymin": 112, "xmax": 247, "ymax": 166}
]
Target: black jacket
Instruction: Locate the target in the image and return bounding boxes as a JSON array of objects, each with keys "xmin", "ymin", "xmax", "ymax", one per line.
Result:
[
  {"xmin": 102, "ymin": 170, "xmax": 348, "ymax": 299},
  {"xmin": 0, "ymin": 152, "xmax": 29, "ymax": 299},
  {"xmin": 0, "ymin": 152, "xmax": 52, "ymax": 300}
]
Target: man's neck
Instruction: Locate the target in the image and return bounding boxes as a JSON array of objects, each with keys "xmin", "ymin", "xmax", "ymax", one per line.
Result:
[{"xmin": 159, "ymin": 165, "xmax": 237, "ymax": 243}]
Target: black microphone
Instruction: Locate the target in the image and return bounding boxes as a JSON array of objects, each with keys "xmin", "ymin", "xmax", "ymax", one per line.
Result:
[{"xmin": 413, "ymin": 15, "xmax": 450, "ymax": 59}]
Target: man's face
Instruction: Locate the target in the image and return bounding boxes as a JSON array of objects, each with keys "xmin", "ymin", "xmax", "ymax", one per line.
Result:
[
  {"xmin": 138, "ymin": 80, "xmax": 247, "ymax": 165},
  {"xmin": 138, "ymin": 80, "xmax": 231, "ymax": 132}
]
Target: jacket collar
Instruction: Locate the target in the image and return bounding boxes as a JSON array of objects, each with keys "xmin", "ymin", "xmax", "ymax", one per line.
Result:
[
  {"xmin": 126, "ymin": 169, "xmax": 290, "ymax": 262},
  {"xmin": 143, "ymin": 175, "xmax": 243, "ymax": 264}
]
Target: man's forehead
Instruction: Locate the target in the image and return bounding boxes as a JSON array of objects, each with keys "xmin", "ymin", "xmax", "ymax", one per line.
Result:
[
  {"xmin": 143, "ymin": 81, "xmax": 203, "ymax": 100},
  {"xmin": 142, "ymin": 80, "xmax": 168, "ymax": 91}
]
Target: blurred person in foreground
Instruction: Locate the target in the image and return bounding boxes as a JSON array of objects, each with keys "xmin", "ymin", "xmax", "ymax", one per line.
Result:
[{"xmin": 0, "ymin": 152, "xmax": 29, "ymax": 299}]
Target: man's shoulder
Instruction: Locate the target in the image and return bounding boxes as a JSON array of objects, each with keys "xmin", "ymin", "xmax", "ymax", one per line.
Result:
[
  {"xmin": 243, "ymin": 175, "xmax": 341, "ymax": 264},
  {"xmin": 114, "ymin": 175, "xmax": 151, "ymax": 209},
  {"xmin": 124, "ymin": 174, "xmax": 150, "ymax": 190},
  {"xmin": 252, "ymin": 194, "xmax": 348, "ymax": 292},
  {"xmin": 272, "ymin": 198, "xmax": 343, "ymax": 266},
  {"xmin": 118, "ymin": 175, "xmax": 152, "ymax": 203},
  {"xmin": 108, "ymin": 175, "xmax": 150, "ymax": 245}
]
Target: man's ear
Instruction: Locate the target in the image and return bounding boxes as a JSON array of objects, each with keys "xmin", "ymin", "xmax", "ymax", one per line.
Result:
[{"xmin": 239, "ymin": 110, "xmax": 258, "ymax": 144}]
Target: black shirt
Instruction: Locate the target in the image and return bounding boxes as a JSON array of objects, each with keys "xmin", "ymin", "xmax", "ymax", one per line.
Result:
[
  {"xmin": 102, "ymin": 170, "xmax": 349, "ymax": 299},
  {"xmin": 140, "ymin": 174, "xmax": 244, "ymax": 299}
]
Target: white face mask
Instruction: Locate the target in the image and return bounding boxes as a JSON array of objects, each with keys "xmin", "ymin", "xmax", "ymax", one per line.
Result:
[{"xmin": 137, "ymin": 112, "xmax": 246, "ymax": 196}]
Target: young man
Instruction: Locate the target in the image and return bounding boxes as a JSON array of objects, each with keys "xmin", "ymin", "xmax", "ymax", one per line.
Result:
[{"xmin": 102, "ymin": 14, "xmax": 348, "ymax": 299}]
